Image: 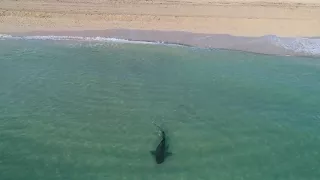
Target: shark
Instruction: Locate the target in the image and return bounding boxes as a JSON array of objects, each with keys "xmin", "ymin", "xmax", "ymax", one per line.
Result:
[{"xmin": 150, "ymin": 123, "xmax": 172, "ymax": 164}]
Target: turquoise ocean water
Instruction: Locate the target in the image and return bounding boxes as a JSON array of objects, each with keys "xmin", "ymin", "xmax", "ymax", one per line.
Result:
[{"xmin": 1, "ymin": 39, "xmax": 320, "ymax": 180}]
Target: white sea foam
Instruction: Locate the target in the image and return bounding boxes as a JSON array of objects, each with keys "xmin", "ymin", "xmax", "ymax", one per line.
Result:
[
  {"xmin": 0, "ymin": 34, "xmax": 14, "ymax": 39},
  {"xmin": 0, "ymin": 34, "xmax": 160, "ymax": 45},
  {"xmin": 263, "ymin": 35, "xmax": 320, "ymax": 56},
  {"xmin": 280, "ymin": 38, "xmax": 320, "ymax": 55}
]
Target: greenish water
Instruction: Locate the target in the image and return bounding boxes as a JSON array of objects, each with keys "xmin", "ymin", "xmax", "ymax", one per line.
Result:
[{"xmin": 1, "ymin": 39, "xmax": 320, "ymax": 180}]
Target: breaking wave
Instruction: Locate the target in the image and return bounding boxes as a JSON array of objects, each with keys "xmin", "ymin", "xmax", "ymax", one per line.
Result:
[
  {"xmin": 0, "ymin": 34, "xmax": 163, "ymax": 45},
  {"xmin": 262, "ymin": 35, "xmax": 320, "ymax": 56}
]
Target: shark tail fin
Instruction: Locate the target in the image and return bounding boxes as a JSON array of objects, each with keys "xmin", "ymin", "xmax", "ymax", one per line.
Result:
[
  {"xmin": 152, "ymin": 122, "xmax": 166, "ymax": 137},
  {"xmin": 152, "ymin": 122, "xmax": 163, "ymax": 131}
]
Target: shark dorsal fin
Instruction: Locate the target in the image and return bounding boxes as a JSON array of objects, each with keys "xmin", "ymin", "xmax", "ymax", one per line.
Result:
[
  {"xmin": 150, "ymin": 151, "xmax": 156, "ymax": 156},
  {"xmin": 165, "ymin": 152, "xmax": 173, "ymax": 157}
]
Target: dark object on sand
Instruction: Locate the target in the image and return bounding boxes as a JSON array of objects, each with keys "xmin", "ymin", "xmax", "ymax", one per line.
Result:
[{"xmin": 150, "ymin": 124, "xmax": 172, "ymax": 164}]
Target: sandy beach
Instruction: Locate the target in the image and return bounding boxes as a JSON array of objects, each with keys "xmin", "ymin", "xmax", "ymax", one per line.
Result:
[
  {"xmin": 1, "ymin": 0, "xmax": 320, "ymax": 57},
  {"xmin": 1, "ymin": 0, "xmax": 320, "ymax": 37}
]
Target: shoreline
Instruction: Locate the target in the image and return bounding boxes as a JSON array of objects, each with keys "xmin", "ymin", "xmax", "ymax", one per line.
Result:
[
  {"xmin": 1, "ymin": 0, "xmax": 320, "ymax": 57},
  {"xmin": 2, "ymin": 29, "xmax": 320, "ymax": 58}
]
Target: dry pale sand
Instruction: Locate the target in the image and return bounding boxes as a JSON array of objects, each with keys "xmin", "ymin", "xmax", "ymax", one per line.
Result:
[{"xmin": 0, "ymin": 0, "xmax": 320, "ymax": 37}]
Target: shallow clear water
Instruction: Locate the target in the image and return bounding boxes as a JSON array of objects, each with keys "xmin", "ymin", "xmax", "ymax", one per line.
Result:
[{"xmin": 1, "ymin": 39, "xmax": 320, "ymax": 180}]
